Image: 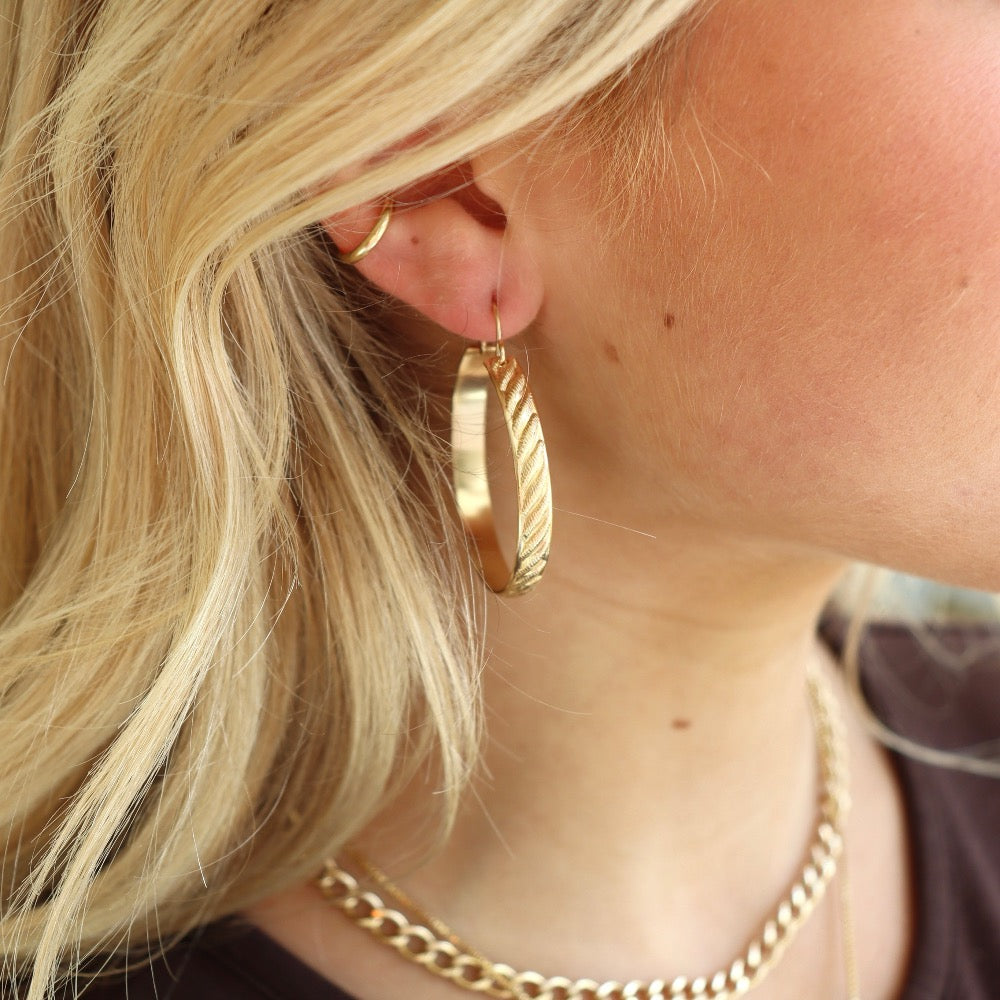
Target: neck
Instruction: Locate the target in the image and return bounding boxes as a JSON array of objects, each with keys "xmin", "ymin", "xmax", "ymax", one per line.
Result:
[
  {"xmin": 363, "ymin": 511, "xmax": 850, "ymax": 979},
  {"xmin": 246, "ymin": 498, "xmax": 913, "ymax": 1000}
]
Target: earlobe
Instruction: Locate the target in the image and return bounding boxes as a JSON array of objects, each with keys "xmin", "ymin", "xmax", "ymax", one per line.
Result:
[{"xmin": 320, "ymin": 168, "xmax": 543, "ymax": 343}]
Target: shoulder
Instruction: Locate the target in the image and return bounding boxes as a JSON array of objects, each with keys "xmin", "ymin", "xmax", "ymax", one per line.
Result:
[
  {"xmin": 847, "ymin": 620, "xmax": 1000, "ymax": 1000},
  {"xmin": 67, "ymin": 921, "xmax": 355, "ymax": 1000}
]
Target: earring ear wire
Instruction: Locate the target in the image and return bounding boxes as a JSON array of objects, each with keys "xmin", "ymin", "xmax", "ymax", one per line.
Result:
[{"xmin": 451, "ymin": 301, "xmax": 552, "ymax": 596}]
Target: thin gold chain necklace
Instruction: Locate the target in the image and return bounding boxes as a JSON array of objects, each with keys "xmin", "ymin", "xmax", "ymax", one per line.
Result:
[{"xmin": 317, "ymin": 667, "xmax": 860, "ymax": 1000}]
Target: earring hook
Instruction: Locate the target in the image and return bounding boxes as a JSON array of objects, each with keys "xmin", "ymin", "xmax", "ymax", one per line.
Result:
[{"xmin": 483, "ymin": 297, "xmax": 506, "ymax": 363}]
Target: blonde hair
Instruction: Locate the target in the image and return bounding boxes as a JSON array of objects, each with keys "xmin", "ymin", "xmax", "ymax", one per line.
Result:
[{"xmin": 0, "ymin": 1, "xmax": 698, "ymax": 995}]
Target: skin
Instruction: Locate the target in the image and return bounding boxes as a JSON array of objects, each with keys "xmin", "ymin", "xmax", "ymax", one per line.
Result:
[
  {"xmin": 249, "ymin": 0, "xmax": 1000, "ymax": 996},
  {"xmin": 582, "ymin": 0, "xmax": 1000, "ymax": 589}
]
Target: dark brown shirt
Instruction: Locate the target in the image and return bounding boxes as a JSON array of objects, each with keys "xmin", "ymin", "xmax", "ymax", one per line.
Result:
[{"xmin": 67, "ymin": 622, "xmax": 1000, "ymax": 999}]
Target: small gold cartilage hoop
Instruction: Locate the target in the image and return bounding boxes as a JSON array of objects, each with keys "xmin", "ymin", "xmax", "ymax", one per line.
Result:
[
  {"xmin": 335, "ymin": 200, "xmax": 393, "ymax": 264},
  {"xmin": 451, "ymin": 302, "xmax": 552, "ymax": 596}
]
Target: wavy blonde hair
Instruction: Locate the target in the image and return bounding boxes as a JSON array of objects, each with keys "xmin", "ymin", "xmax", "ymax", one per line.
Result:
[{"xmin": 0, "ymin": 1, "xmax": 699, "ymax": 995}]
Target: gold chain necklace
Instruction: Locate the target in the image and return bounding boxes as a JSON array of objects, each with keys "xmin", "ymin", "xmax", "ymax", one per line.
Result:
[{"xmin": 317, "ymin": 667, "xmax": 860, "ymax": 1000}]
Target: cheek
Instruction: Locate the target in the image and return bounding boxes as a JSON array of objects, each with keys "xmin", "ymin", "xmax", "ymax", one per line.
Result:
[
  {"xmin": 798, "ymin": 29, "xmax": 1000, "ymax": 307},
  {"xmin": 618, "ymin": 0, "xmax": 1000, "ymax": 575}
]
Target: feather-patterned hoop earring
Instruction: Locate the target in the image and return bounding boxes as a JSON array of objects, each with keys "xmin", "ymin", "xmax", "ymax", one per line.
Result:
[{"xmin": 451, "ymin": 302, "xmax": 553, "ymax": 595}]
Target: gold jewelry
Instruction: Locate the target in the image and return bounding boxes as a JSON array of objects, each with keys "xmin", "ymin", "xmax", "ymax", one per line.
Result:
[
  {"xmin": 451, "ymin": 302, "xmax": 553, "ymax": 596},
  {"xmin": 335, "ymin": 201, "xmax": 393, "ymax": 264},
  {"xmin": 318, "ymin": 667, "xmax": 859, "ymax": 1000},
  {"xmin": 838, "ymin": 843, "xmax": 861, "ymax": 1000}
]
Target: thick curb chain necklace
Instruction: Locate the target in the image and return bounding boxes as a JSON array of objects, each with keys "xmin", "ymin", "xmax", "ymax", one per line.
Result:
[{"xmin": 317, "ymin": 667, "xmax": 859, "ymax": 1000}]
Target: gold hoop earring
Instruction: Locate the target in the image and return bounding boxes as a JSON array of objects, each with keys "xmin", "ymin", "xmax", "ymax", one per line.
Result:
[
  {"xmin": 335, "ymin": 201, "xmax": 393, "ymax": 264},
  {"xmin": 451, "ymin": 302, "xmax": 553, "ymax": 596}
]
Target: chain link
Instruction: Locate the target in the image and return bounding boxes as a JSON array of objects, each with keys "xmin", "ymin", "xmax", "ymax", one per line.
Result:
[{"xmin": 317, "ymin": 668, "xmax": 850, "ymax": 1000}]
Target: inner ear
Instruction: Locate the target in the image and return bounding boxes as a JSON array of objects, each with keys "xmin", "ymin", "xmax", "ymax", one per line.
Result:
[
  {"xmin": 398, "ymin": 162, "xmax": 507, "ymax": 231},
  {"xmin": 321, "ymin": 157, "xmax": 543, "ymax": 342},
  {"xmin": 452, "ymin": 164, "xmax": 507, "ymax": 231}
]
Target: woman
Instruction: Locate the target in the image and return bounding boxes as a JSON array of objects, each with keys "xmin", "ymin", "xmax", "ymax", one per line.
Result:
[{"xmin": 1, "ymin": 0, "xmax": 998, "ymax": 997}]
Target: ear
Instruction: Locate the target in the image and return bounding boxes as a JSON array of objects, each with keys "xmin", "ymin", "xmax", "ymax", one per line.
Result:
[{"xmin": 321, "ymin": 161, "xmax": 543, "ymax": 343}]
